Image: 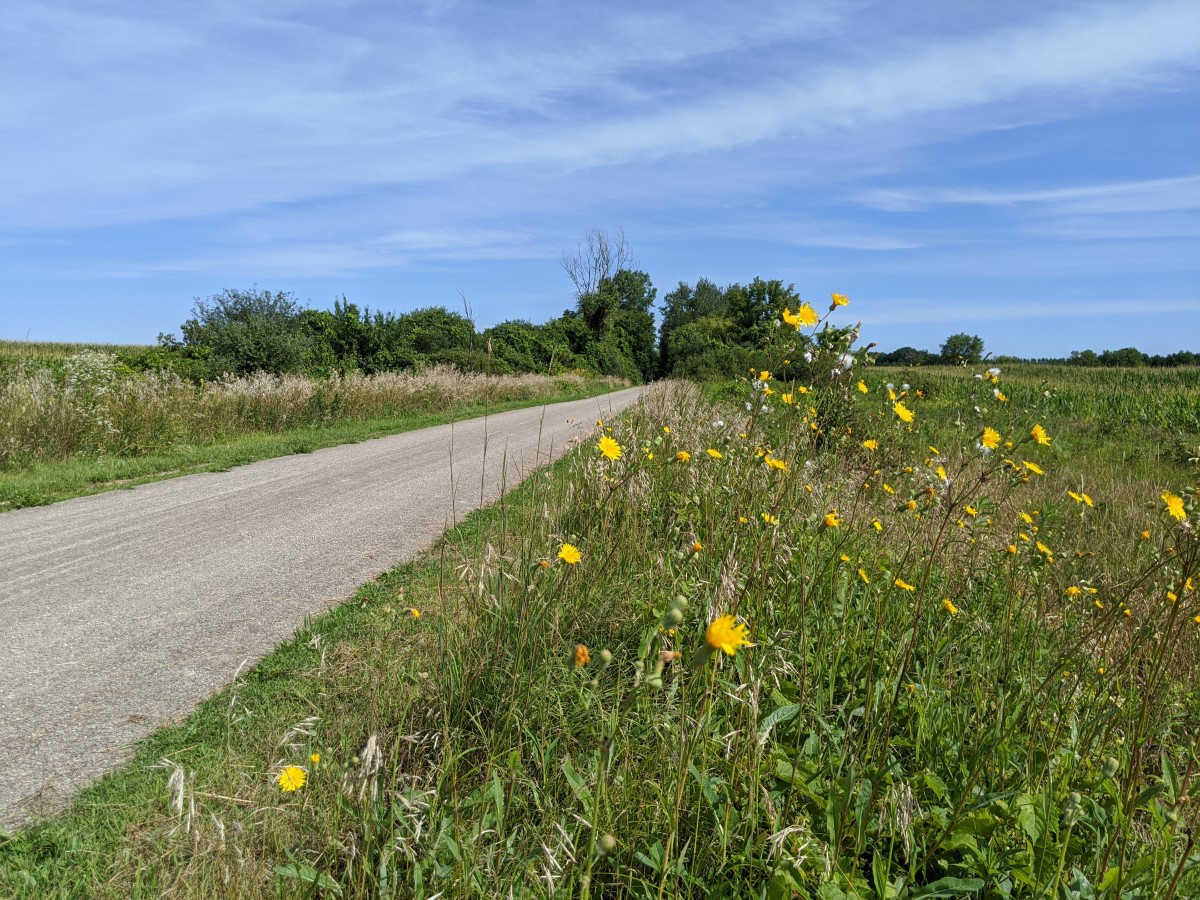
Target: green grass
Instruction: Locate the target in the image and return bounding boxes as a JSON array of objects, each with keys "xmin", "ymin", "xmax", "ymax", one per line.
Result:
[
  {"xmin": 2, "ymin": 363, "xmax": 1198, "ymax": 898},
  {"xmin": 0, "ymin": 388, "xmax": 615, "ymax": 510}
]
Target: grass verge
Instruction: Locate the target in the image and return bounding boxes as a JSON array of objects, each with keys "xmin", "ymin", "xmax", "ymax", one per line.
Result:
[{"xmin": 0, "ymin": 381, "xmax": 618, "ymax": 510}]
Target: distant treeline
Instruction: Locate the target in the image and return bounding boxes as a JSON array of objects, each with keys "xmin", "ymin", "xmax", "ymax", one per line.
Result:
[
  {"xmin": 875, "ymin": 344, "xmax": 1199, "ymax": 368},
  {"xmin": 69, "ymin": 271, "xmax": 1200, "ymax": 386}
]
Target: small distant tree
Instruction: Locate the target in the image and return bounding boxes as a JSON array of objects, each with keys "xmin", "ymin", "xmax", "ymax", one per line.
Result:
[
  {"xmin": 1069, "ymin": 349, "xmax": 1100, "ymax": 366},
  {"xmin": 940, "ymin": 332, "xmax": 985, "ymax": 365},
  {"xmin": 1098, "ymin": 347, "xmax": 1147, "ymax": 367}
]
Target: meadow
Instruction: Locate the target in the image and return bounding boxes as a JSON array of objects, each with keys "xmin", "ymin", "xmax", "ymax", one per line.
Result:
[
  {"xmin": 1, "ymin": 325, "xmax": 1197, "ymax": 897},
  {"xmin": 0, "ymin": 342, "xmax": 624, "ymax": 508}
]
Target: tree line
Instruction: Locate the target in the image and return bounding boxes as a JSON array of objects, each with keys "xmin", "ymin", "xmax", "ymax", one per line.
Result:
[{"xmin": 118, "ymin": 228, "xmax": 1195, "ymax": 382}]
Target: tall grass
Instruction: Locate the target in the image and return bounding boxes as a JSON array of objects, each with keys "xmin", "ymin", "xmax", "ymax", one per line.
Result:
[
  {"xmin": 0, "ymin": 350, "xmax": 619, "ymax": 469},
  {"xmin": 2, "ymin": 361, "xmax": 1196, "ymax": 897}
]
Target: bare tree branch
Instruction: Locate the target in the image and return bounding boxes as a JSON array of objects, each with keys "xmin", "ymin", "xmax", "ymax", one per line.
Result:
[{"xmin": 561, "ymin": 228, "xmax": 636, "ymax": 300}]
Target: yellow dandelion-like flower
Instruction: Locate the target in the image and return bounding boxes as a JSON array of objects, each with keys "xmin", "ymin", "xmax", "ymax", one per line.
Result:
[
  {"xmin": 766, "ymin": 456, "xmax": 787, "ymax": 472},
  {"xmin": 862, "ymin": 439, "xmax": 878, "ymax": 451},
  {"xmin": 905, "ymin": 499, "xmax": 917, "ymax": 511},
  {"xmin": 1162, "ymin": 490, "xmax": 1187, "ymax": 521},
  {"xmin": 558, "ymin": 543, "xmax": 582, "ymax": 565},
  {"xmin": 857, "ymin": 380, "xmax": 869, "ymax": 394},
  {"xmin": 1082, "ymin": 493, "xmax": 1094, "ymax": 507},
  {"xmin": 858, "ymin": 568, "xmax": 870, "ymax": 584},
  {"xmin": 310, "ymin": 753, "xmax": 321, "ymax": 764},
  {"xmin": 407, "ymin": 607, "xmax": 421, "ymax": 619},
  {"xmin": 871, "ymin": 519, "xmax": 883, "ymax": 532},
  {"xmin": 894, "ymin": 578, "xmax": 916, "ymax": 592},
  {"xmin": 758, "ymin": 370, "xmax": 771, "ymax": 382},
  {"xmin": 277, "ymin": 766, "xmax": 307, "ymax": 792},
  {"xmin": 538, "ymin": 558, "xmax": 551, "ymax": 568},
  {"xmin": 893, "ymin": 401, "xmax": 914, "ymax": 424},
  {"xmin": 706, "ymin": 448, "xmax": 723, "ymax": 459},
  {"xmin": 1031, "ymin": 424, "xmax": 1051, "ymax": 446},
  {"xmin": 1023, "ymin": 460, "xmax": 1045, "ymax": 476},
  {"xmin": 762, "ymin": 512, "xmax": 779, "ymax": 526},
  {"xmin": 1140, "ymin": 529, "xmax": 1151, "ymax": 540},
  {"xmin": 1007, "ymin": 544, "xmax": 1018, "ymax": 554},
  {"xmin": 942, "ymin": 598, "xmax": 959, "ymax": 615},
  {"xmin": 597, "ymin": 435, "xmax": 622, "ymax": 460},
  {"xmin": 965, "ymin": 505, "xmax": 978, "ymax": 517},
  {"xmin": 1065, "ymin": 586, "xmax": 1082, "ymax": 598},
  {"xmin": 1019, "ymin": 512, "xmax": 1033, "ymax": 525},
  {"xmin": 738, "ymin": 515, "xmax": 748, "ymax": 523},
  {"xmin": 995, "ymin": 389, "xmax": 1009, "ymax": 403},
  {"xmin": 823, "ymin": 511, "xmax": 841, "ymax": 528},
  {"xmin": 831, "ymin": 292, "xmax": 849, "ymax": 307},
  {"xmin": 981, "ymin": 427, "xmax": 1001, "ymax": 450},
  {"xmin": 574, "ymin": 644, "xmax": 590, "ymax": 667},
  {"xmin": 705, "ymin": 614, "xmax": 754, "ymax": 656},
  {"xmin": 1168, "ymin": 591, "xmax": 1178, "ymax": 603},
  {"xmin": 781, "ymin": 393, "xmax": 794, "ymax": 405},
  {"xmin": 1036, "ymin": 540, "xmax": 1053, "ymax": 556},
  {"xmin": 692, "ymin": 540, "xmax": 703, "ymax": 553},
  {"xmin": 882, "ymin": 483, "xmax": 894, "ymax": 494},
  {"xmin": 797, "ymin": 385, "xmax": 810, "ymax": 395},
  {"xmin": 781, "ymin": 307, "xmax": 801, "ymax": 328},
  {"xmin": 676, "ymin": 451, "xmax": 691, "ymax": 463}
]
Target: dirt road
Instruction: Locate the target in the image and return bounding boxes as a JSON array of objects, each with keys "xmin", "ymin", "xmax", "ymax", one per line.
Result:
[{"xmin": 0, "ymin": 387, "xmax": 643, "ymax": 828}]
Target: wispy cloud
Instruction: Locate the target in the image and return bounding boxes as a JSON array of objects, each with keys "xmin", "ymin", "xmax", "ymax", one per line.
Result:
[{"xmin": 856, "ymin": 175, "xmax": 1200, "ymax": 214}]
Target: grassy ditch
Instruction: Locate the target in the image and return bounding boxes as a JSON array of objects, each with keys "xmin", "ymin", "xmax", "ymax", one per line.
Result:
[
  {"xmin": 2, "ymin": 361, "xmax": 1198, "ymax": 897},
  {"xmin": 0, "ymin": 360, "xmax": 624, "ymax": 509}
]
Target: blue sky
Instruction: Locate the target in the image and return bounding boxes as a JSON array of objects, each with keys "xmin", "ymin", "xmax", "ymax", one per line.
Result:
[{"xmin": 2, "ymin": 0, "xmax": 1198, "ymax": 356}]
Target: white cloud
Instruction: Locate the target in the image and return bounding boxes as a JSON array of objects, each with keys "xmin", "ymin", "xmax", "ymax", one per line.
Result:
[
  {"xmin": 2, "ymin": 0, "xmax": 1197, "ymax": 229},
  {"xmin": 856, "ymin": 175, "xmax": 1200, "ymax": 214}
]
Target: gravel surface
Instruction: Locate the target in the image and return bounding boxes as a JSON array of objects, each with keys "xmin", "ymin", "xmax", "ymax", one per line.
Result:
[{"xmin": 0, "ymin": 387, "xmax": 644, "ymax": 829}]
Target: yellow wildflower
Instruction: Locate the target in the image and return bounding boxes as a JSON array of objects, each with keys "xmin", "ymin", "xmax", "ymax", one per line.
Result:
[
  {"xmin": 862, "ymin": 439, "xmax": 878, "ymax": 451},
  {"xmin": 758, "ymin": 370, "xmax": 771, "ymax": 382},
  {"xmin": 823, "ymin": 511, "xmax": 841, "ymax": 528},
  {"xmin": 692, "ymin": 541, "xmax": 703, "ymax": 553},
  {"xmin": 965, "ymin": 505, "xmax": 978, "ymax": 517},
  {"xmin": 893, "ymin": 401, "xmax": 914, "ymax": 424},
  {"xmin": 676, "ymin": 451, "xmax": 691, "ymax": 463},
  {"xmin": 597, "ymin": 435, "xmax": 622, "ymax": 461},
  {"xmin": 857, "ymin": 380, "xmax": 869, "ymax": 394},
  {"xmin": 766, "ymin": 456, "xmax": 787, "ymax": 472},
  {"xmin": 310, "ymin": 753, "xmax": 320, "ymax": 764},
  {"xmin": 858, "ymin": 568, "xmax": 870, "ymax": 584},
  {"xmin": 705, "ymin": 614, "xmax": 754, "ymax": 656},
  {"xmin": 894, "ymin": 578, "xmax": 916, "ymax": 592},
  {"xmin": 1023, "ymin": 461, "xmax": 1045, "ymax": 476},
  {"xmin": 407, "ymin": 607, "xmax": 421, "ymax": 619},
  {"xmin": 942, "ymin": 598, "xmax": 959, "ymax": 615},
  {"xmin": 574, "ymin": 644, "xmax": 590, "ymax": 667},
  {"xmin": 980, "ymin": 427, "xmax": 1001, "ymax": 450},
  {"xmin": 781, "ymin": 393, "xmax": 794, "ymax": 405},
  {"xmin": 1162, "ymin": 490, "xmax": 1187, "ymax": 522},
  {"xmin": 762, "ymin": 513, "xmax": 779, "ymax": 526},
  {"xmin": 1031, "ymin": 424, "xmax": 1051, "ymax": 446},
  {"xmin": 1065, "ymin": 586, "xmax": 1082, "ymax": 598},
  {"xmin": 706, "ymin": 448, "xmax": 723, "ymax": 459},
  {"xmin": 831, "ymin": 292, "xmax": 849, "ymax": 307},
  {"xmin": 277, "ymin": 766, "xmax": 307, "ymax": 792},
  {"xmin": 558, "ymin": 543, "xmax": 582, "ymax": 565},
  {"xmin": 871, "ymin": 519, "xmax": 883, "ymax": 532}
]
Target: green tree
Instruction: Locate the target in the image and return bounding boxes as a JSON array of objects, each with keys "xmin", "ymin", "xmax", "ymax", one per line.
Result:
[
  {"xmin": 180, "ymin": 288, "xmax": 307, "ymax": 377},
  {"xmin": 939, "ymin": 333, "xmax": 985, "ymax": 365}
]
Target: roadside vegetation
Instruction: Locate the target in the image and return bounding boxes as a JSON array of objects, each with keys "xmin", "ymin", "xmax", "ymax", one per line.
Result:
[
  {"xmin": 0, "ymin": 355, "xmax": 623, "ymax": 508},
  {"xmin": 2, "ymin": 295, "xmax": 1197, "ymax": 898}
]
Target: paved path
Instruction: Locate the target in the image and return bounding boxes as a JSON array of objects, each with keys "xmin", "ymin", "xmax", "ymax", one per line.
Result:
[{"xmin": 0, "ymin": 387, "xmax": 644, "ymax": 828}]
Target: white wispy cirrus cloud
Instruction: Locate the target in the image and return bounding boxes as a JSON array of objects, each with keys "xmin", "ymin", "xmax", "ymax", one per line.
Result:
[{"xmin": 1, "ymin": 0, "xmax": 1197, "ymax": 231}]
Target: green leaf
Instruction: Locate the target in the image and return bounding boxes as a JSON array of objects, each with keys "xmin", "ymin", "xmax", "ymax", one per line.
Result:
[
  {"xmin": 760, "ymin": 703, "xmax": 800, "ymax": 740},
  {"xmin": 275, "ymin": 864, "xmax": 343, "ymax": 896},
  {"xmin": 909, "ymin": 876, "xmax": 984, "ymax": 898}
]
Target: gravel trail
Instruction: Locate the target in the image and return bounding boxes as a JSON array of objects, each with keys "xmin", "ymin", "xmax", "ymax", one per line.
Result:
[{"xmin": 0, "ymin": 387, "xmax": 644, "ymax": 828}]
